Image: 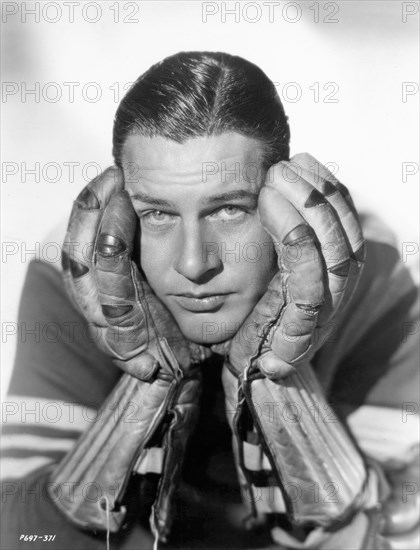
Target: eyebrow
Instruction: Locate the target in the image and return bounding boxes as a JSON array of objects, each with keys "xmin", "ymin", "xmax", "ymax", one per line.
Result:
[
  {"xmin": 130, "ymin": 190, "xmax": 259, "ymax": 208},
  {"xmin": 130, "ymin": 192, "xmax": 172, "ymax": 208}
]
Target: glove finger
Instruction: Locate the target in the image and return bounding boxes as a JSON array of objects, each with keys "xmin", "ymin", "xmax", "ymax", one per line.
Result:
[
  {"xmin": 259, "ymin": 187, "xmax": 325, "ymax": 374},
  {"xmin": 266, "ymin": 162, "xmax": 352, "ymax": 320},
  {"xmin": 289, "ymin": 153, "xmax": 366, "ymax": 263},
  {"xmin": 258, "ymin": 350, "xmax": 297, "ymax": 379},
  {"xmin": 259, "ymin": 186, "xmax": 325, "ymax": 313},
  {"xmin": 114, "ymin": 351, "xmax": 160, "ymax": 380},
  {"xmin": 94, "ymin": 190, "xmax": 151, "ymax": 358},
  {"xmin": 291, "ymin": 152, "xmax": 358, "ymax": 212},
  {"xmin": 83, "ymin": 319, "xmax": 159, "ymax": 380},
  {"xmin": 287, "ymin": 155, "xmax": 366, "ymax": 322},
  {"xmin": 62, "ymin": 166, "xmax": 124, "ymax": 323}
]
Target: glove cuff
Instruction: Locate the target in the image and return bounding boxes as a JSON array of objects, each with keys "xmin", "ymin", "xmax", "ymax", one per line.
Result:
[
  {"xmin": 47, "ymin": 370, "xmax": 187, "ymax": 534},
  {"xmin": 268, "ymin": 461, "xmax": 391, "ymax": 549},
  {"xmin": 223, "ymin": 362, "xmax": 369, "ymax": 528}
]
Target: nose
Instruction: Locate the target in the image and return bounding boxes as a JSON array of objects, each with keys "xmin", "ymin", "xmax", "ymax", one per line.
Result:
[{"xmin": 174, "ymin": 222, "xmax": 222, "ymax": 283}]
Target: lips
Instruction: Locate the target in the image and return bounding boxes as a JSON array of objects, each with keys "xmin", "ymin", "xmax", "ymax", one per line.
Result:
[{"xmin": 172, "ymin": 293, "xmax": 230, "ymax": 313}]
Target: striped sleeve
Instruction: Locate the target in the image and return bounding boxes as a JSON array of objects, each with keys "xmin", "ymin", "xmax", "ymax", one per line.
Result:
[
  {"xmin": 1, "ymin": 261, "xmax": 121, "ymax": 481},
  {"xmin": 312, "ymin": 212, "xmax": 420, "ymax": 413},
  {"xmin": 1, "ymin": 396, "xmax": 97, "ymax": 481},
  {"xmin": 0, "ymin": 260, "xmax": 123, "ymax": 549}
]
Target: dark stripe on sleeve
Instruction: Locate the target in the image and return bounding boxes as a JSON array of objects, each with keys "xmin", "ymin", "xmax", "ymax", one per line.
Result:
[{"xmin": 2, "ymin": 449, "xmax": 67, "ymax": 462}]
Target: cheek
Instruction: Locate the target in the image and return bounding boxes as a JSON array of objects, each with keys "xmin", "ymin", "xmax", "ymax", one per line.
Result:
[
  {"xmin": 139, "ymin": 234, "xmax": 171, "ymax": 295},
  {"xmin": 234, "ymin": 222, "xmax": 278, "ymax": 289}
]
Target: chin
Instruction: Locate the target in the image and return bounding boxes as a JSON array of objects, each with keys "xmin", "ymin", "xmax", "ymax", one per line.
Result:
[
  {"xmin": 184, "ymin": 330, "xmax": 230, "ymax": 345},
  {"xmin": 174, "ymin": 311, "xmax": 248, "ymax": 345}
]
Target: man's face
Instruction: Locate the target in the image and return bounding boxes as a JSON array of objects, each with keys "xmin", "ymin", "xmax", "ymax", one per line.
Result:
[{"xmin": 122, "ymin": 132, "xmax": 278, "ymax": 344}]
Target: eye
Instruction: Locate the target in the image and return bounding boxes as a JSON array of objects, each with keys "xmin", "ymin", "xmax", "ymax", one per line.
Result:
[
  {"xmin": 140, "ymin": 210, "xmax": 175, "ymax": 228},
  {"xmin": 211, "ymin": 205, "xmax": 247, "ymax": 221}
]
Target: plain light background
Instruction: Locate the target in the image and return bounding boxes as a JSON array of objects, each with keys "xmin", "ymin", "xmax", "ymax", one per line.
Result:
[{"xmin": 2, "ymin": 0, "xmax": 419, "ymax": 399}]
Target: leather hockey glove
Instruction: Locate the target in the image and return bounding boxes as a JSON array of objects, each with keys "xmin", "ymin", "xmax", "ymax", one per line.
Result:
[
  {"xmin": 49, "ymin": 167, "xmax": 210, "ymax": 542},
  {"xmin": 221, "ymin": 155, "xmax": 388, "ymax": 545}
]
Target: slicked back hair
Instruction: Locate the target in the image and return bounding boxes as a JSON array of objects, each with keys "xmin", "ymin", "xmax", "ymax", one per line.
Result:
[{"xmin": 113, "ymin": 51, "xmax": 290, "ymax": 171}]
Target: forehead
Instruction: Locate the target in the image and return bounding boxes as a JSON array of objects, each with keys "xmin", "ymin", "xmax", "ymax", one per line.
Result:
[{"xmin": 121, "ymin": 132, "xmax": 265, "ymax": 192}]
